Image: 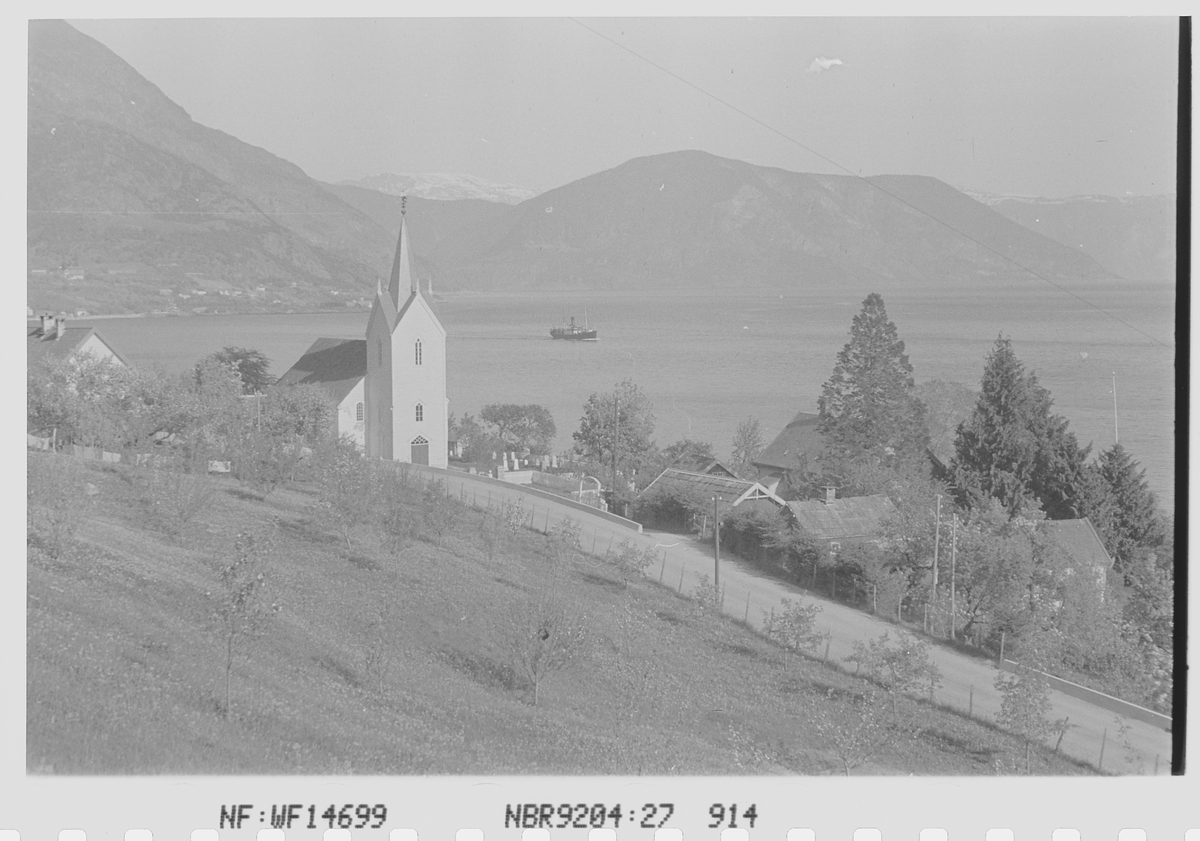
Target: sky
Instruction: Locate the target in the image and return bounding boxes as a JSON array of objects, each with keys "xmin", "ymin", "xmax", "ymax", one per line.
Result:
[{"xmin": 62, "ymin": 16, "xmax": 1180, "ymax": 199}]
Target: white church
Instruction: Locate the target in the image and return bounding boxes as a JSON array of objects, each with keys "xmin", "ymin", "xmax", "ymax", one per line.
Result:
[{"xmin": 276, "ymin": 208, "xmax": 448, "ymax": 467}]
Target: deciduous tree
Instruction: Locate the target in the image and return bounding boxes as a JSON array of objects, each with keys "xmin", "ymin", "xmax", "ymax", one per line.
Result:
[
  {"xmin": 730, "ymin": 416, "xmax": 765, "ymax": 479},
  {"xmin": 480, "ymin": 403, "xmax": 557, "ymax": 455},
  {"xmin": 204, "ymin": 346, "xmax": 274, "ymax": 394},
  {"xmin": 573, "ymin": 379, "xmax": 657, "ymax": 482}
]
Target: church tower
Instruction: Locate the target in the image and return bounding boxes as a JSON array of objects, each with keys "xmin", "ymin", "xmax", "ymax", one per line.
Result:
[{"xmin": 364, "ymin": 203, "xmax": 448, "ymax": 467}]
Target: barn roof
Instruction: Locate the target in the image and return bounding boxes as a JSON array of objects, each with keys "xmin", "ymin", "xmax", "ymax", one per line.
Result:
[
  {"xmin": 275, "ymin": 337, "xmax": 366, "ymax": 405},
  {"xmin": 754, "ymin": 409, "xmax": 826, "ymax": 473},
  {"xmin": 786, "ymin": 494, "xmax": 896, "ymax": 541},
  {"xmin": 642, "ymin": 467, "xmax": 756, "ymax": 498},
  {"xmin": 1040, "ymin": 518, "xmax": 1114, "ymax": 572}
]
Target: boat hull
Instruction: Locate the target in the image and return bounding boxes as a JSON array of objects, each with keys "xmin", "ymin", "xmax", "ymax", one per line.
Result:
[{"xmin": 550, "ymin": 328, "xmax": 598, "ymax": 341}]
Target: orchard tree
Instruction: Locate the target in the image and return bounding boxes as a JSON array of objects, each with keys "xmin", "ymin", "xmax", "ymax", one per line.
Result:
[
  {"xmin": 203, "ymin": 346, "xmax": 274, "ymax": 394},
  {"xmin": 730, "ymin": 416, "xmax": 765, "ymax": 479},
  {"xmin": 573, "ymin": 379, "xmax": 657, "ymax": 483},
  {"xmin": 818, "ymin": 294, "xmax": 929, "ymax": 479},
  {"xmin": 952, "ymin": 336, "xmax": 1094, "ymax": 520},
  {"xmin": 480, "ymin": 403, "xmax": 557, "ymax": 455}
]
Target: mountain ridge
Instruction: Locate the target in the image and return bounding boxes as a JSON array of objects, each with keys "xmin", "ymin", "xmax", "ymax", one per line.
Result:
[{"xmin": 29, "ymin": 20, "xmax": 1138, "ymax": 316}]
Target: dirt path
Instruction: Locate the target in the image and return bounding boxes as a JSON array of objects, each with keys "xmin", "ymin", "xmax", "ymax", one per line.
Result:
[{"xmin": 418, "ymin": 467, "xmax": 1172, "ymax": 775}]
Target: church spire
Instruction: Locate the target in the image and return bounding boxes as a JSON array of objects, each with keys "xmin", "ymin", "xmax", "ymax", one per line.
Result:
[{"xmin": 387, "ymin": 196, "xmax": 418, "ymax": 306}]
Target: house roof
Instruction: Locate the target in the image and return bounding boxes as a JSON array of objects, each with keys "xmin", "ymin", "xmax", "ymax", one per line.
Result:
[
  {"xmin": 753, "ymin": 409, "xmax": 826, "ymax": 473},
  {"xmin": 786, "ymin": 494, "xmax": 896, "ymax": 542},
  {"xmin": 275, "ymin": 337, "xmax": 366, "ymax": 405},
  {"xmin": 642, "ymin": 467, "xmax": 756, "ymax": 498},
  {"xmin": 640, "ymin": 467, "xmax": 785, "ymax": 507},
  {"xmin": 27, "ymin": 322, "xmax": 129, "ymax": 367},
  {"xmin": 1040, "ymin": 518, "xmax": 1114, "ymax": 572}
]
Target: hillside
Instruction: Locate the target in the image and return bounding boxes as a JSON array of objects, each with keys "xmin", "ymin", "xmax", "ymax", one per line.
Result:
[
  {"xmin": 435, "ymin": 152, "xmax": 1116, "ymax": 292},
  {"xmin": 26, "ymin": 451, "xmax": 1092, "ymax": 775},
  {"xmin": 28, "ymin": 21, "xmax": 1120, "ymax": 314},
  {"xmin": 28, "ymin": 20, "xmax": 396, "ymax": 315},
  {"xmin": 965, "ymin": 191, "xmax": 1176, "ymax": 282}
]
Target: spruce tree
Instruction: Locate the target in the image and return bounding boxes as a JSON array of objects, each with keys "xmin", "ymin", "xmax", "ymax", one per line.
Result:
[
  {"xmin": 952, "ymin": 336, "xmax": 1095, "ymax": 519},
  {"xmin": 1097, "ymin": 443, "xmax": 1166, "ymax": 569},
  {"xmin": 817, "ymin": 293, "xmax": 929, "ymax": 478}
]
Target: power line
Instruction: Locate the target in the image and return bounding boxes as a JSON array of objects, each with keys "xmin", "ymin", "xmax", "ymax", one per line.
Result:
[{"xmin": 570, "ymin": 18, "xmax": 1172, "ymax": 350}]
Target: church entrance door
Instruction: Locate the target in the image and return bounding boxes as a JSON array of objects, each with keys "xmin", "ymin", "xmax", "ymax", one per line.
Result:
[{"xmin": 411, "ymin": 436, "xmax": 429, "ymax": 465}]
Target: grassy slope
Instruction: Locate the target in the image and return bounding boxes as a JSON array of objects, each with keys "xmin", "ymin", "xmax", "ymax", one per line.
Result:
[{"xmin": 27, "ymin": 453, "xmax": 1092, "ymax": 775}]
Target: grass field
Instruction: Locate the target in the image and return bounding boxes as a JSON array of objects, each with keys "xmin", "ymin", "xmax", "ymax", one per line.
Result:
[{"xmin": 26, "ymin": 452, "xmax": 1095, "ymax": 775}]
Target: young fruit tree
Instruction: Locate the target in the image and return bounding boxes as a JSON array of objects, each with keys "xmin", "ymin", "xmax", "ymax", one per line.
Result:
[
  {"xmin": 313, "ymin": 439, "xmax": 379, "ymax": 552},
  {"xmin": 502, "ymin": 596, "xmax": 588, "ymax": 707},
  {"xmin": 846, "ymin": 631, "xmax": 942, "ymax": 714},
  {"xmin": 208, "ymin": 525, "xmax": 280, "ymax": 717},
  {"xmin": 994, "ymin": 663, "xmax": 1055, "ymax": 773}
]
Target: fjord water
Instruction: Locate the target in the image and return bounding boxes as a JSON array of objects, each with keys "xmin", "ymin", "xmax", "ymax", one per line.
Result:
[{"xmin": 85, "ymin": 281, "xmax": 1176, "ymax": 511}]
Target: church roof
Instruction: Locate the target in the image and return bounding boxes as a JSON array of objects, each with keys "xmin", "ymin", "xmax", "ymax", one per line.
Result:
[
  {"xmin": 387, "ymin": 214, "xmax": 417, "ymax": 310},
  {"xmin": 275, "ymin": 337, "xmax": 366, "ymax": 405},
  {"xmin": 754, "ymin": 410, "xmax": 826, "ymax": 473}
]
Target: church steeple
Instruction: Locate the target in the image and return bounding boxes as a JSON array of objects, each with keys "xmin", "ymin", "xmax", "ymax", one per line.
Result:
[{"xmin": 387, "ymin": 196, "xmax": 419, "ymax": 308}]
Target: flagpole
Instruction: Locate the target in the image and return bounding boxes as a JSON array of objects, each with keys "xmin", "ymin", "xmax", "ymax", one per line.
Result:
[{"xmin": 1112, "ymin": 372, "xmax": 1119, "ymax": 445}]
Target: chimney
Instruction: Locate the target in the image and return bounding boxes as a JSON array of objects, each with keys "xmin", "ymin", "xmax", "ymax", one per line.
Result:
[
  {"xmin": 55, "ymin": 317, "xmax": 66, "ymax": 340},
  {"xmin": 825, "ymin": 486, "xmax": 836, "ymax": 504}
]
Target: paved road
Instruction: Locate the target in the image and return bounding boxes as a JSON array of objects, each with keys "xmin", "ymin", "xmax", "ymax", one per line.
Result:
[{"xmin": 419, "ymin": 467, "xmax": 1172, "ymax": 775}]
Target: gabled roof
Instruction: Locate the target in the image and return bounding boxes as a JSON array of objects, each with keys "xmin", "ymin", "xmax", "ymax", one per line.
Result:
[
  {"xmin": 1040, "ymin": 518, "xmax": 1114, "ymax": 573},
  {"xmin": 27, "ymin": 323, "xmax": 129, "ymax": 367},
  {"xmin": 786, "ymin": 494, "xmax": 896, "ymax": 542},
  {"xmin": 275, "ymin": 337, "xmax": 366, "ymax": 405},
  {"xmin": 640, "ymin": 467, "xmax": 785, "ymax": 507},
  {"xmin": 754, "ymin": 409, "xmax": 826, "ymax": 473}
]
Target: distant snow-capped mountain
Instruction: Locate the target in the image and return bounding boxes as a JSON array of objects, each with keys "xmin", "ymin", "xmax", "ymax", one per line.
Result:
[
  {"xmin": 337, "ymin": 172, "xmax": 538, "ymax": 205},
  {"xmin": 958, "ymin": 188, "xmax": 1175, "ymax": 282}
]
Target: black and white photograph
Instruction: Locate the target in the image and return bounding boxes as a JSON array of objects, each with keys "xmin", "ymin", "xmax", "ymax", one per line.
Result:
[{"xmin": 23, "ymin": 14, "xmax": 1180, "ymax": 784}]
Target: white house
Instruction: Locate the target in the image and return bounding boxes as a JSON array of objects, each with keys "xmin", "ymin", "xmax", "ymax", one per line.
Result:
[{"xmin": 27, "ymin": 315, "xmax": 129, "ymax": 367}]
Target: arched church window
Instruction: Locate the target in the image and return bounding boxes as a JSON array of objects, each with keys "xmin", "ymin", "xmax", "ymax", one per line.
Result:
[
  {"xmin": 356, "ymin": 402, "xmax": 364, "ymax": 422},
  {"xmin": 415, "ymin": 338, "xmax": 423, "ymax": 365},
  {"xmin": 415, "ymin": 403, "xmax": 424, "ymax": 422}
]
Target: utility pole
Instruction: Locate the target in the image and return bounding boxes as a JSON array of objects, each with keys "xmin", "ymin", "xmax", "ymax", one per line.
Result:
[
  {"xmin": 931, "ymin": 493, "xmax": 942, "ymax": 595},
  {"xmin": 611, "ymin": 392, "xmax": 619, "ymax": 494},
  {"xmin": 950, "ymin": 513, "xmax": 957, "ymax": 640},
  {"xmin": 713, "ymin": 495, "xmax": 721, "ymax": 591}
]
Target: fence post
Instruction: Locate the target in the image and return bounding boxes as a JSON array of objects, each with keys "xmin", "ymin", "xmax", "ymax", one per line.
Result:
[
  {"xmin": 659, "ymin": 554, "xmax": 666, "ymax": 584},
  {"xmin": 592, "ymin": 532, "xmax": 598, "ymax": 555},
  {"xmin": 743, "ymin": 591, "xmax": 751, "ymax": 623},
  {"xmin": 545, "ymin": 509, "xmax": 550, "ymax": 533},
  {"xmin": 607, "ymin": 535, "xmax": 613, "ymax": 555},
  {"xmin": 677, "ymin": 565, "xmax": 685, "ymax": 593},
  {"xmin": 968, "ymin": 685, "xmax": 974, "ymax": 719},
  {"xmin": 1098, "ymin": 728, "xmax": 1107, "ymax": 771},
  {"xmin": 1053, "ymin": 718, "xmax": 1069, "ymax": 755},
  {"xmin": 897, "ymin": 602, "xmax": 902, "ymax": 624},
  {"xmin": 923, "ymin": 604, "xmax": 928, "ymax": 633},
  {"xmin": 823, "ymin": 632, "xmax": 831, "ymax": 664},
  {"xmin": 872, "ymin": 583, "xmax": 877, "ymax": 615},
  {"xmin": 999, "ymin": 631, "xmax": 1006, "ymax": 665}
]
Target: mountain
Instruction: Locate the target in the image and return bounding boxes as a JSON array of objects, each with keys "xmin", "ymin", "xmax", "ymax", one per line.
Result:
[
  {"xmin": 963, "ymin": 190, "xmax": 1176, "ymax": 282},
  {"xmin": 28, "ymin": 19, "xmax": 397, "ymax": 315},
  {"xmin": 432, "ymin": 151, "xmax": 1115, "ymax": 292},
  {"xmin": 336, "ymin": 172, "xmax": 537, "ymax": 205},
  {"xmin": 28, "ymin": 20, "xmax": 1120, "ymax": 314}
]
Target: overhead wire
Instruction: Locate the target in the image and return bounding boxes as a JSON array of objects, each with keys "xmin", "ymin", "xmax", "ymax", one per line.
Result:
[{"xmin": 569, "ymin": 18, "xmax": 1173, "ymax": 350}]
